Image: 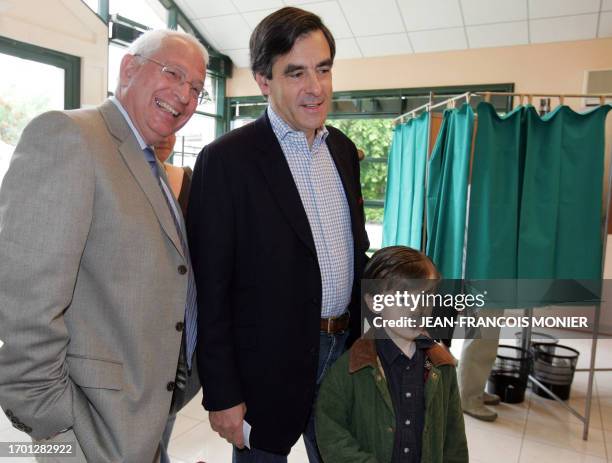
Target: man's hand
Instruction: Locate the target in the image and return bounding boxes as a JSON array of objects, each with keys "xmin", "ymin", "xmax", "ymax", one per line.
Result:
[{"xmin": 209, "ymin": 402, "xmax": 246, "ymax": 449}]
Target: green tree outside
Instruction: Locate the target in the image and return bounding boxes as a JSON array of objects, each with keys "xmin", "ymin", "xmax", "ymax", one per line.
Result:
[{"xmin": 327, "ymin": 118, "xmax": 393, "ymax": 224}]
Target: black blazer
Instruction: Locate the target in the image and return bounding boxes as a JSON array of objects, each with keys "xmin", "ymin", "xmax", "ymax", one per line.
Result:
[{"xmin": 187, "ymin": 113, "xmax": 369, "ymax": 455}]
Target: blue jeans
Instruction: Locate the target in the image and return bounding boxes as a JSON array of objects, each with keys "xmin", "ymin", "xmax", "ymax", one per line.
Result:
[{"xmin": 233, "ymin": 331, "xmax": 349, "ymax": 463}]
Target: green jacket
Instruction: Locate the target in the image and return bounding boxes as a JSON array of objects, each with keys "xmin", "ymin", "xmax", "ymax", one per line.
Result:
[{"xmin": 316, "ymin": 337, "xmax": 468, "ymax": 463}]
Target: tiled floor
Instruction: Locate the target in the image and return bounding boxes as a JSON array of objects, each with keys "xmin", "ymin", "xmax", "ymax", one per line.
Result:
[{"xmin": 1, "ymin": 337, "xmax": 611, "ymax": 462}]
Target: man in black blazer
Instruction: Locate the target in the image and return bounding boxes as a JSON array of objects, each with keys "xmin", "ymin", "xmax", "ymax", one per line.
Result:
[{"xmin": 188, "ymin": 7, "xmax": 369, "ymax": 462}]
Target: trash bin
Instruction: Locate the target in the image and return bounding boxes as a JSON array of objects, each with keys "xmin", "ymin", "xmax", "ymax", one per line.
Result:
[
  {"xmin": 514, "ymin": 331, "xmax": 558, "ymax": 354},
  {"xmin": 487, "ymin": 345, "xmax": 531, "ymax": 404},
  {"xmin": 531, "ymin": 343, "xmax": 579, "ymax": 401}
]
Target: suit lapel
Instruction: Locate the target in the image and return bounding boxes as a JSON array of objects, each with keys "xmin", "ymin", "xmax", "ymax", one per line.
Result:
[
  {"xmin": 252, "ymin": 114, "xmax": 316, "ymax": 256},
  {"xmin": 98, "ymin": 101, "xmax": 184, "ymax": 258}
]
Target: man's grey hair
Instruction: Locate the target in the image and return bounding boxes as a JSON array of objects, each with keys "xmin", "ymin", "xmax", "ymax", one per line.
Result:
[{"xmin": 127, "ymin": 29, "xmax": 209, "ymax": 68}]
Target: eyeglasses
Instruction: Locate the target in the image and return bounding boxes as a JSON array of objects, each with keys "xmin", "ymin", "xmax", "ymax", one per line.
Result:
[{"xmin": 135, "ymin": 54, "xmax": 210, "ymax": 105}]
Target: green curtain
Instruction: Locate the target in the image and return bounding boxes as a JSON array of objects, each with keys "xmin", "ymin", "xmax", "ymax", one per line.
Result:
[
  {"xmin": 465, "ymin": 103, "xmax": 524, "ymax": 279},
  {"xmin": 426, "ymin": 104, "xmax": 474, "ymax": 279},
  {"xmin": 466, "ymin": 102, "xmax": 611, "ymax": 280},
  {"xmin": 382, "ymin": 112, "xmax": 429, "ymax": 248},
  {"xmin": 518, "ymin": 105, "xmax": 611, "ymax": 279}
]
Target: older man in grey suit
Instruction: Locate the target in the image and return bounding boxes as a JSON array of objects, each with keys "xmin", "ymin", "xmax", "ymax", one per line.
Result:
[{"xmin": 0, "ymin": 30, "xmax": 207, "ymax": 462}]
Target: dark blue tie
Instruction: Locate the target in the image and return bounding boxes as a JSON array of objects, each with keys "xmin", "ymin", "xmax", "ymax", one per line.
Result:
[{"xmin": 145, "ymin": 148, "xmax": 198, "ymax": 370}]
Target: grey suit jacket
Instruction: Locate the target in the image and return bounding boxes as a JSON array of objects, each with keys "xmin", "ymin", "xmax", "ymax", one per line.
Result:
[{"xmin": 0, "ymin": 100, "xmax": 190, "ymax": 462}]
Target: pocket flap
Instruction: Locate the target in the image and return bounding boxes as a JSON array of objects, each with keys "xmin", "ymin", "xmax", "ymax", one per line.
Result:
[{"xmin": 66, "ymin": 355, "xmax": 123, "ymax": 390}]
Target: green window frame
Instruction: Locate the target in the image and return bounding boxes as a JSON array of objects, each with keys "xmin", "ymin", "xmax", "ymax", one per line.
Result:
[{"xmin": 0, "ymin": 36, "xmax": 81, "ymax": 110}]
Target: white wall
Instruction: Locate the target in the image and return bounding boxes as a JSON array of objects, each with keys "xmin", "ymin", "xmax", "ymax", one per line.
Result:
[
  {"xmin": 0, "ymin": 0, "xmax": 108, "ymax": 106},
  {"xmin": 228, "ymin": 38, "xmax": 612, "ymax": 100}
]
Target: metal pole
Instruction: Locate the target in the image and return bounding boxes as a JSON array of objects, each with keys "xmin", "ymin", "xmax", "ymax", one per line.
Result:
[
  {"xmin": 583, "ymin": 136, "xmax": 612, "ymax": 440},
  {"xmin": 421, "ymin": 91, "xmax": 434, "ymax": 253}
]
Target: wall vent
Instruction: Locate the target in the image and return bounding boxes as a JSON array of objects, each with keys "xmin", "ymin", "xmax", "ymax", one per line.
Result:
[{"xmin": 584, "ymin": 69, "xmax": 612, "ymax": 106}]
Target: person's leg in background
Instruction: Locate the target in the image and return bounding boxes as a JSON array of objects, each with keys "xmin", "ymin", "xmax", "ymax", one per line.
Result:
[{"xmin": 457, "ymin": 310, "xmax": 501, "ymax": 422}]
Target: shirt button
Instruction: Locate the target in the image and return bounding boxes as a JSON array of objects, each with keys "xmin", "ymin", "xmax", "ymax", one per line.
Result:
[
  {"xmin": 405, "ymin": 419, "xmax": 411, "ymax": 426},
  {"xmin": 405, "ymin": 392, "xmax": 412, "ymax": 398},
  {"xmin": 175, "ymin": 321, "xmax": 184, "ymax": 332},
  {"xmin": 404, "ymin": 447, "xmax": 410, "ymax": 454},
  {"xmin": 167, "ymin": 381, "xmax": 176, "ymax": 391},
  {"xmin": 178, "ymin": 265, "xmax": 187, "ymax": 275},
  {"xmin": 406, "ymin": 365, "xmax": 411, "ymax": 371}
]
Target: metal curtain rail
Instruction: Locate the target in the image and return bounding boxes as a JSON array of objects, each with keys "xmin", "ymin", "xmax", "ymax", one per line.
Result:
[
  {"xmin": 393, "ymin": 92, "xmax": 471, "ymax": 124},
  {"xmin": 393, "ymin": 91, "xmax": 612, "ymax": 124}
]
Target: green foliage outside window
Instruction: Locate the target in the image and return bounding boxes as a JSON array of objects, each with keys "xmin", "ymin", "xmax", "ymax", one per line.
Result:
[
  {"xmin": 0, "ymin": 97, "xmax": 47, "ymax": 146},
  {"xmin": 326, "ymin": 118, "xmax": 393, "ymax": 224}
]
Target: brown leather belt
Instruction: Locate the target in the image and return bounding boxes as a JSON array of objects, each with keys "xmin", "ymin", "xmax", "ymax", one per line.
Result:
[{"xmin": 320, "ymin": 312, "xmax": 350, "ymax": 334}]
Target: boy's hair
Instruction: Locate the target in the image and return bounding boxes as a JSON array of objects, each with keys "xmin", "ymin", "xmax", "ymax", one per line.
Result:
[{"xmin": 364, "ymin": 246, "xmax": 441, "ymax": 281}]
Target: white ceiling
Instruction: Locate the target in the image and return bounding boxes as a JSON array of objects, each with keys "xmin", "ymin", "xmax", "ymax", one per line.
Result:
[{"xmin": 173, "ymin": 0, "xmax": 612, "ymax": 68}]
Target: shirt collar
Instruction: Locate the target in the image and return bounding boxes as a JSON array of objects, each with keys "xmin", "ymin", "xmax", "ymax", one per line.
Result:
[
  {"xmin": 267, "ymin": 104, "xmax": 329, "ymax": 144},
  {"xmin": 376, "ymin": 338, "xmax": 403, "ymax": 364},
  {"xmin": 376, "ymin": 334, "xmax": 435, "ymax": 364},
  {"xmin": 110, "ymin": 96, "xmax": 152, "ymax": 152}
]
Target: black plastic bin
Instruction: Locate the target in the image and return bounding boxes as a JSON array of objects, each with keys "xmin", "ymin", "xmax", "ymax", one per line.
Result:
[
  {"xmin": 487, "ymin": 345, "xmax": 532, "ymax": 404},
  {"xmin": 514, "ymin": 331, "xmax": 559, "ymax": 354},
  {"xmin": 531, "ymin": 343, "xmax": 579, "ymax": 401}
]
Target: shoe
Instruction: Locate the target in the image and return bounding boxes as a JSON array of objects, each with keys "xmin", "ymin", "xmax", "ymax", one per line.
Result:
[
  {"xmin": 483, "ymin": 391, "xmax": 501, "ymax": 406},
  {"xmin": 462, "ymin": 404, "xmax": 498, "ymax": 422}
]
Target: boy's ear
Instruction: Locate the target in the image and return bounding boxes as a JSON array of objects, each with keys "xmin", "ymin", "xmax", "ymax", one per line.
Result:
[{"xmin": 364, "ymin": 293, "xmax": 374, "ymax": 312}]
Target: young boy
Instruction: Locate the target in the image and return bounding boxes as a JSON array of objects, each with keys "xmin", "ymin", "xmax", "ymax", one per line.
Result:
[{"xmin": 315, "ymin": 246, "xmax": 468, "ymax": 463}]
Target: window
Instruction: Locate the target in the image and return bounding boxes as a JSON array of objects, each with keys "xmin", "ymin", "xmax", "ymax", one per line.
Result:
[
  {"xmin": 109, "ymin": 0, "xmax": 167, "ymax": 29},
  {"xmin": 0, "ymin": 37, "xmax": 80, "ymax": 186},
  {"xmin": 326, "ymin": 118, "xmax": 392, "ymax": 250},
  {"xmin": 172, "ymin": 113, "xmax": 216, "ymax": 169}
]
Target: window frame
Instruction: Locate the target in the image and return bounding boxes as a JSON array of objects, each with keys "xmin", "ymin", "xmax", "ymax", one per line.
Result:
[{"xmin": 0, "ymin": 36, "xmax": 81, "ymax": 110}]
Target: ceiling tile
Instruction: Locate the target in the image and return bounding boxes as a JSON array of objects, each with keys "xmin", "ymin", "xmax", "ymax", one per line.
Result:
[
  {"xmin": 185, "ymin": 0, "xmax": 237, "ymax": 19},
  {"xmin": 242, "ymin": 9, "xmax": 276, "ymax": 29},
  {"xmin": 409, "ymin": 27, "xmax": 468, "ymax": 53},
  {"xmin": 529, "ymin": 0, "xmax": 600, "ymax": 19},
  {"xmin": 398, "ymin": 0, "xmax": 463, "ymax": 31},
  {"xmin": 223, "ymin": 49, "xmax": 251, "ymax": 68},
  {"xmin": 196, "ymin": 14, "xmax": 251, "ymax": 50},
  {"xmin": 356, "ymin": 33, "xmax": 412, "ymax": 57},
  {"xmin": 300, "ymin": 1, "xmax": 353, "ymax": 39},
  {"xmin": 461, "ymin": 0, "xmax": 527, "ymax": 25},
  {"xmin": 530, "ymin": 14, "xmax": 598, "ymax": 43},
  {"xmin": 232, "ymin": 0, "xmax": 284, "ymax": 12},
  {"xmin": 338, "ymin": 0, "xmax": 405, "ymax": 36},
  {"xmin": 604, "ymin": 0, "xmax": 612, "ymax": 11},
  {"xmin": 173, "ymin": 0, "xmax": 196, "ymax": 19},
  {"xmin": 467, "ymin": 21, "xmax": 528, "ymax": 48},
  {"xmin": 189, "ymin": 21, "xmax": 221, "ymax": 50},
  {"xmin": 334, "ymin": 37, "xmax": 363, "ymax": 59},
  {"xmin": 284, "ymin": 0, "xmax": 326, "ymax": 4},
  {"xmin": 598, "ymin": 11, "xmax": 612, "ymax": 37}
]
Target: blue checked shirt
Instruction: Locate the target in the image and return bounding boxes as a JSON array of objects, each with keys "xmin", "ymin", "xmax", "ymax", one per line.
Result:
[{"xmin": 268, "ymin": 106, "xmax": 354, "ymax": 318}]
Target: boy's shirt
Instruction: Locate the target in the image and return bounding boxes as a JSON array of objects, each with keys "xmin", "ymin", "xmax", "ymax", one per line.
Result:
[{"xmin": 376, "ymin": 336, "xmax": 435, "ymax": 463}]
